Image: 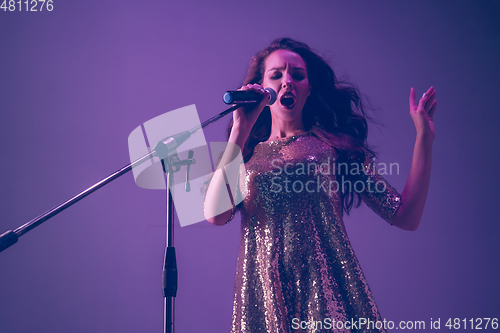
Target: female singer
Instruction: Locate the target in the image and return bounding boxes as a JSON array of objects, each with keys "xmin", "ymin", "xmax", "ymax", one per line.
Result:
[{"xmin": 204, "ymin": 38, "xmax": 436, "ymax": 333}]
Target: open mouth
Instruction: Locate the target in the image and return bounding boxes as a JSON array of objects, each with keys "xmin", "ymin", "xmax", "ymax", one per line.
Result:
[{"xmin": 280, "ymin": 94, "xmax": 296, "ymax": 109}]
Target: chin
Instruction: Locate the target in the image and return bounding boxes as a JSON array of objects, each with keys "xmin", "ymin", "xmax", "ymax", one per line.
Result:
[{"xmin": 271, "ymin": 107, "xmax": 302, "ymax": 121}]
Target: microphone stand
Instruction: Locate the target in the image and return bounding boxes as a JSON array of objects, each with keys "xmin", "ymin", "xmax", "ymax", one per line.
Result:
[
  {"xmin": 160, "ymin": 149, "xmax": 195, "ymax": 333},
  {"xmin": 0, "ymin": 103, "xmax": 240, "ymax": 333}
]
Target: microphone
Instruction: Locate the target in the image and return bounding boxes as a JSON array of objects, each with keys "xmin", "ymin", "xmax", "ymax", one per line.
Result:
[{"xmin": 223, "ymin": 88, "xmax": 277, "ymax": 105}]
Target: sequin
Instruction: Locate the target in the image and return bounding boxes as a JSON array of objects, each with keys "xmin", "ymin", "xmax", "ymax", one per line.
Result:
[{"xmin": 230, "ymin": 132, "xmax": 402, "ymax": 333}]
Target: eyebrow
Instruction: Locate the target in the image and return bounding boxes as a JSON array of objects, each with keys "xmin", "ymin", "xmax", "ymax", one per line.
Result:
[{"xmin": 267, "ymin": 66, "xmax": 306, "ymax": 72}]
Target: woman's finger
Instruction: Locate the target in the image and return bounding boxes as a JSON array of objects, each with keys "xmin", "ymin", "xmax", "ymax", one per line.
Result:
[
  {"xmin": 409, "ymin": 87, "xmax": 417, "ymax": 111},
  {"xmin": 424, "ymin": 90, "xmax": 436, "ymax": 112},
  {"xmin": 251, "ymin": 84, "xmax": 265, "ymax": 94},
  {"xmin": 239, "ymin": 84, "xmax": 265, "ymax": 94},
  {"xmin": 417, "ymin": 86, "xmax": 434, "ymax": 111},
  {"xmin": 428, "ymin": 100, "xmax": 437, "ymax": 119}
]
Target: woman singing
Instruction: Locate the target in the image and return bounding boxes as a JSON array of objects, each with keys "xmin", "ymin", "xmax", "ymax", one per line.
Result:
[{"xmin": 204, "ymin": 38, "xmax": 436, "ymax": 333}]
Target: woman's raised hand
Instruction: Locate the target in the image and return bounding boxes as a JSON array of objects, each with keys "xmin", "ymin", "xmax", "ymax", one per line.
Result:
[
  {"xmin": 409, "ymin": 86, "xmax": 437, "ymax": 144},
  {"xmin": 231, "ymin": 84, "xmax": 270, "ymax": 140}
]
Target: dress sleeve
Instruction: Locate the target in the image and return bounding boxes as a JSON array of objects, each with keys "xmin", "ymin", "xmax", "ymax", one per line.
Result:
[{"xmin": 357, "ymin": 156, "xmax": 402, "ymax": 225}]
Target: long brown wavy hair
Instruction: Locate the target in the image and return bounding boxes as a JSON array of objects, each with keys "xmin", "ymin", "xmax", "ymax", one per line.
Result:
[{"xmin": 228, "ymin": 37, "xmax": 376, "ymax": 214}]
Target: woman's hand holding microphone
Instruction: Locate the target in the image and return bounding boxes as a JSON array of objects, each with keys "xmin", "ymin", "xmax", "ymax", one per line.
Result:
[{"xmin": 230, "ymin": 84, "xmax": 271, "ymax": 146}]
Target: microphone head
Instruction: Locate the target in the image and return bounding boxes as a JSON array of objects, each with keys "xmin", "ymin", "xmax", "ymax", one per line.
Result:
[
  {"xmin": 223, "ymin": 91, "xmax": 234, "ymax": 104},
  {"xmin": 265, "ymin": 88, "xmax": 277, "ymax": 105}
]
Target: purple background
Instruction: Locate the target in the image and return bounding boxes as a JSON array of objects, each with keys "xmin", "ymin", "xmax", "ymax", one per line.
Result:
[{"xmin": 1, "ymin": 1, "xmax": 499, "ymax": 332}]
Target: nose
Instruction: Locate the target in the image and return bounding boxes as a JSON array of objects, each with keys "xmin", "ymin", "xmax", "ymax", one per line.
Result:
[{"xmin": 282, "ymin": 73, "xmax": 293, "ymax": 90}]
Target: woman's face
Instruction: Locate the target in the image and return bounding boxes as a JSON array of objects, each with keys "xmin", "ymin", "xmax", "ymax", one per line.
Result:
[{"xmin": 262, "ymin": 49, "xmax": 310, "ymax": 123}]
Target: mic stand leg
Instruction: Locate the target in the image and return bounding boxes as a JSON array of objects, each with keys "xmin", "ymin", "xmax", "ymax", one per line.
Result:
[{"xmin": 162, "ymin": 159, "xmax": 177, "ymax": 333}]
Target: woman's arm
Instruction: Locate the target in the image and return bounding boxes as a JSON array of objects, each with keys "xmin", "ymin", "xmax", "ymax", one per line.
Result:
[
  {"xmin": 204, "ymin": 126, "xmax": 247, "ymax": 225},
  {"xmin": 391, "ymin": 86, "xmax": 437, "ymax": 231},
  {"xmin": 204, "ymin": 84, "xmax": 269, "ymax": 225}
]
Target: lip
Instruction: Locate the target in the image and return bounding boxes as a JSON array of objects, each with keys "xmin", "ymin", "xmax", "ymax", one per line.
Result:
[{"xmin": 279, "ymin": 92, "xmax": 296, "ymax": 109}]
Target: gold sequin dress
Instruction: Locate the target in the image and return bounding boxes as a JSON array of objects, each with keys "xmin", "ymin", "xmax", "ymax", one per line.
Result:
[{"xmin": 231, "ymin": 132, "xmax": 401, "ymax": 333}]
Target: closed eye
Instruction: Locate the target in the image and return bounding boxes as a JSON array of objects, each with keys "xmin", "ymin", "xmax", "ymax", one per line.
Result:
[
  {"xmin": 270, "ymin": 72, "xmax": 282, "ymax": 80},
  {"xmin": 292, "ymin": 73, "xmax": 305, "ymax": 81}
]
